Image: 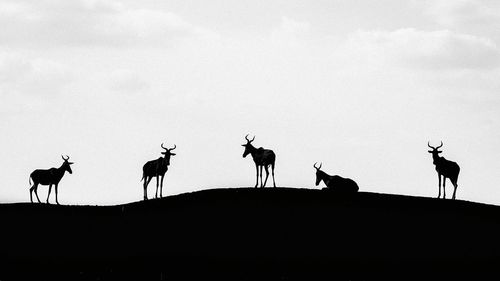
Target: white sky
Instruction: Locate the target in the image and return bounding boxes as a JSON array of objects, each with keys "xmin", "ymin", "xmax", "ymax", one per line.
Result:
[{"xmin": 1, "ymin": 0, "xmax": 500, "ymax": 205}]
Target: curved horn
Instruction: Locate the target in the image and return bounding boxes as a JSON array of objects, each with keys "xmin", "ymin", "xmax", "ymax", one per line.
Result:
[
  {"xmin": 62, "ymin": 155, "xmax": 69, "ymax": 161},
  {"xmin": 319, "ymin": 162, "xmax": 322, "ymax": 170},
  {"xmin": 427, "ymin": 141, "xmax": 435, "ymax": 150},
  {"xmin": 169, "ymin": 144, "xmax": 177, "ymax": 151},
  {"xmin": 161, "ymin": 143, "xmax": 168, "ymax": 150},
  {"xmin": 314, "ymin": 162, "xmax": 322, "ymax": 170},
  {"xmin": 436, "ymin": 141, "xmax": 443, "ymax": 149},
  {"xmin": 245, "ymin": 134, "xmax": 255, "ymax": 143}
]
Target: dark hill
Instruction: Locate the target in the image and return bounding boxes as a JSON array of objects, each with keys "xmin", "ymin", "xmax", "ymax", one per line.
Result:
[{"xmin": 1, "ymin": 188, "xmax": 500, "ymax": 280}]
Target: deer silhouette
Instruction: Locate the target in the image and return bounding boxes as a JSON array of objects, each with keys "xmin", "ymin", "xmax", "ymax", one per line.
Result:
[
  {"xmin": 242, "ymin": 134, "xmax": 276, "ymax": 188},
  {"xmin": 29, "ymin": 155, "xmax": 73, "ymax": 204},
  {"xmin": 428, "ymin": 141, "xmax": 460, "ymax": 200},
  {"xmin": 313, "ymin": 162, "xmax": 358, "ymax": 192},
  {"xmin": 141, "ymin": 143, "xmax": 176, "ymax": 200}
]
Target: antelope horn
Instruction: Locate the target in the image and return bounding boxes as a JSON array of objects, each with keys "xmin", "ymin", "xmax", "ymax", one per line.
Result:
[
  {"xmin": 427, "ymin": 141, "xmax": 435, "ymax": 150},
  {"xmin": 436, "ymin": 141, "xmax": 443, "ymax": 149},
  {"xmin": 62, "ymin": 155, "xmax": 69, "ymax": 161},
  {"xmin": 169, "ymin": 144, "xmax": 177, "ymax": 151},
  {"xmin": 314, "ymin": 162, "xmax": 322, "ymax": 170},
  {"xmin": 161, "ymin": 143, "xmax": 167, "ymax": 150},
  {"xmin": 245, "ymin": 134, "xmax": 255, "ymax": 143}
]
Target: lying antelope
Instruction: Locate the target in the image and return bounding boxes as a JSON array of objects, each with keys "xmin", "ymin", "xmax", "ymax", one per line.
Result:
[
  {"xmin": 242, "ymin": 134, "xmax": 276, "ymax": 188},
  {"xmin": 428, "ymin": 141, "xmax": 460, "ymax": 199},
  {"xmin": 29, "ymin": 155, "xmax": 74, "ymax": 204},
  {"xmin": 141, "ymin": 143, "xmax": 176, "ymax": 200},
  {"xmin": 313, "ymin": 162, "xmax": 358, "ymax": 192}
]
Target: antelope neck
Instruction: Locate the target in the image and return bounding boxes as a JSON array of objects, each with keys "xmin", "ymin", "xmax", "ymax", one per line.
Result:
[
  {"xmin": 53, "ymin": 164, "xmax": 67, "ymax": 178},
  {"xmin": 318, "ymin": 171, "xmax": 330, "ymax": 185},
  {"xmin": 432, "ymin": 153, "xmax": 441, "ymax": 164},
  {"xmin": 247, "ymin": 144, "xmax": 258, "ymax": 154},
  {"xmin": 58, "ymin": 163, "xmax": 67, "ymax": 172},
  {"xmin": 318, "ymin": 170, "xmax": 328, "ymax": 179}
]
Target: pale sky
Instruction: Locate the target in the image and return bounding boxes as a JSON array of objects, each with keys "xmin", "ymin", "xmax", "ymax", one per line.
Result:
[{"xmin": 1, "ymin": 0, "xmax": 500, "ymax": 205}]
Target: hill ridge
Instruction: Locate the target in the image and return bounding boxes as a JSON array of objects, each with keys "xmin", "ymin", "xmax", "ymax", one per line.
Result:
[
  {"xmin": 4, "ymin": 187, "xmax": 495, "ymax": 209},
  {"xmin": 0, "ymin": 187, "xmax": 499, "ymax": 280}
]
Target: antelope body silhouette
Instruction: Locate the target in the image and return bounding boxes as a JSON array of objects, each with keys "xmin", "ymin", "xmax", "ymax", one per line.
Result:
[
  {"xmin": 242, "ymin": 135, "xmax": 276, "ymax": 188},
  {"xmin": 428, "ymin": 141, "xmax": 460, "ymax": 199},
  {"xmin": 314, "ymin": 163, "xmax": 358, "ymax": 192},
  {"xmin": 141, "ymin": 143, "xmax": 176, "ymax": 200},
  {"xmin": 29, "ymin": 155, "xmax": 73, "ymax": 204}
]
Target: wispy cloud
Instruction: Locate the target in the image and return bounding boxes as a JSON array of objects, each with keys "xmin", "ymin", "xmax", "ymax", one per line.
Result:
[
  {"xmin": 108, "ymin": 69, "xmax": 149, "ymax": 94},
  {"xmin": 0, "ymin": 0, "xmax": 219, "ymax": 48},
  {"xmin": 279, "ymin": 16, "xmax": 310, "ymax": 34},
  {"xmin": 269, "ymin": 16, "xmax": 311, "ymax": 46},
  {"xmin": 423, "ymin": 0, "xmax": 500, "ymax": 28},
  {"xmin": 0, "ymin": 54, "xmax": 71, "ymax": 96},
  {"xmin": 341, "ymin": 28, "xmax": 500, "ymax": 70}
]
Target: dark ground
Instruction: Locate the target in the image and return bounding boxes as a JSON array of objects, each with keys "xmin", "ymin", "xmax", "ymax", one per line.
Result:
[{"xmin": 1, "ymin": 187, "xmax": 500, "ymax": 280}]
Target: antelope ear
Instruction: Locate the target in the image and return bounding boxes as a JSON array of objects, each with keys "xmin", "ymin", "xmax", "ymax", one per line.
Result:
[
  {"xmin": 68, "ymin": 162, "xmax": 74, "ymax": 165},
  {"xmin": 437, "ymin": 150, "xmax": 442, "ymax": 154},
  {"xmin": 428, "ymin": 150, "xmax": 433, "ymax": 153},
  {"xmin": 170, "ymin": 153, "xmax": 176, "ymax": 156},
  {"xmin": 161, "ymin": 151, "xmax": 166, "ymax": 155},
  {"xmin": 241, "ymin": 144, "xmax": 246, "ymax": 147}
]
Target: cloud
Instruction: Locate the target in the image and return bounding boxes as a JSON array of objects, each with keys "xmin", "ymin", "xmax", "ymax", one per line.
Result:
[
  {"xmin": 0, "ymin": 53, "xmax": 72, "ymax": 113},
  {"xmin": 341, "ymin": 28, "xmax": 500, "ymax": 70},
  {"xmin": 0, "ymin": 54, "xmax": 71, "ymax": 96},
  {"xmin": 109, "ymin": 69, "xmax": 149, "ymax": 94},
  {"xmin": 423, "ymin": 0, "xmax": 500, "ymax": 27},
  {"xmin": 279, "ymin": 16, "xmax": 310, "ymax": 34},
  {"xmin": 0, "ymin": 0, "xmax": 219, "ymax": 48},
  {"xmin": 269, "ymin": 16, "xmax": 311, "ymax": 47}
]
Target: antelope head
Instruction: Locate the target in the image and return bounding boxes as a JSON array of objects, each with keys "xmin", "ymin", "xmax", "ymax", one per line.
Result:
[
  {"xmin": 61, "ymin": 155, "xmax": 74, "ymax": 174},
  {"xmin": 428, "ymin": 141, "xmax": 443, "ymax": 164},
  {"xmin": 161, "ymin": 143, "xmax": 176, "ymax": 165},
  {"xmin": 241, "ymin": 134, "xmax": 256, "ymax": 158},
  {"xmin": 313, "ymin": 162, "xmax": 322, "ymax": 186}
]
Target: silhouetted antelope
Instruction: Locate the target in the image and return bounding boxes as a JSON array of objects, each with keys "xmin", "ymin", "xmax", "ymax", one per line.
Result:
[
  {"xmin": 141, "ymin": 143, "xmax": 176, "ymax": 200},
  {"xmin": 29, "ymin": 155, "xmax": 73, "ymax": 204},
  {"xmin": 242, "ymin": 134, "xmax": 276, "ymax": 188},
  {"xmin": 428, "ymin": 141, "xmax": 460, "ymax": 200},
  {"xmin": 313, "ymin": 162, "xmax": 358, "ymax": 192}
]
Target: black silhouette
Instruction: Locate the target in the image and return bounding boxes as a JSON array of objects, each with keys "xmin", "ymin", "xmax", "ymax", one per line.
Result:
[
  {"xmin": 314, "ymin": 162, "xmax": 359, "ymax": 192},
  {"xmin": 29, "ymin": 155, "xmax": 73, "ymax": 204},
  {"xmin": 428, "ymin": 141, "xmax": 460, "ymax": 200},
  {"xmin": 241, "ymin": 134, "xmax": 276, "ymax": 188},
  {"xmin": 141, "ymin": 143, "xmax": 176, "ymax": 200},
  {"xmin": 1, "ymin": 188, "xmax": 498, "ymax": 280}
]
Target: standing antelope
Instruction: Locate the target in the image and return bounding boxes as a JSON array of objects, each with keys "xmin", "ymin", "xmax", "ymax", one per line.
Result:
[
  {"xmin": 141, "ymin": 143, "xmax": 176, "ymax": 200},
  {"xmin": 242, "ymin": 134, "xmax": 276, "ymax": 188},
  {"xmin": 313, "ymin": 162, "xmax": 358, "ymax": 192},
  {"xmin": 29, "ymin": 155, "xmax": 74, "ymax": 204},
  {"xmin": 428, "ymin": 141, "xmax": 460, "ymax": 200}
]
